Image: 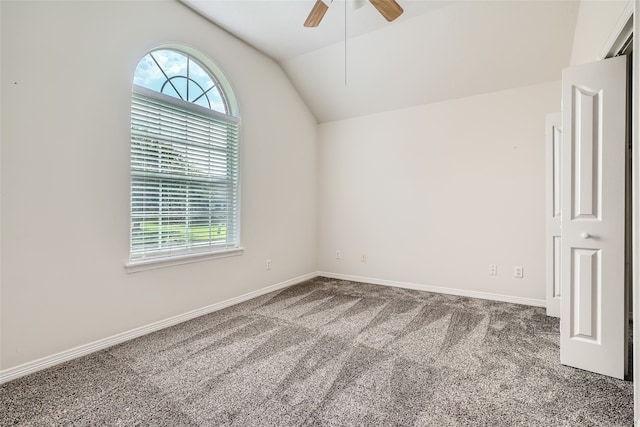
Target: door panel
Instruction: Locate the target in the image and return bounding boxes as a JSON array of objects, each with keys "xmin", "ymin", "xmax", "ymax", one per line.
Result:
[
  {"xmin": 560, "ymin": 55, "xmax": 627, "ymax": 379},
  {"xmin": 571, "ymin": 247, "xmax": 599, "ymax": 340},
  {"xmin": 572, "ymin": 86, "xmax": 601, "ymax": 220}
]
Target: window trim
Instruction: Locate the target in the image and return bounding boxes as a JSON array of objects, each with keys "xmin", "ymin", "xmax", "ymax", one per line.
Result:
[
  {"xmin": 125, "ymin": 246, "xmax": 244, "ymax": 274},
  {"xmin": 126, "ymin": 48, "xmax": 242, "ymax": 272}
]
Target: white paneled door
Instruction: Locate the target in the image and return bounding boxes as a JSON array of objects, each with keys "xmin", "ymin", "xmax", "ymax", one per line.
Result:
[
  {"xmin": 560, "ymin": 55, "xmax": 627, "ymax": 379},
  {"xmin": 546, "ymin": 112, "xmax": 562, "ymax": 318}
]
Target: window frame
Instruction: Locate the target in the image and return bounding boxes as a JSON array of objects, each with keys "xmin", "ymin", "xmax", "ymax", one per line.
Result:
[{"xmin": 126, "ymin": 48, "xmax": 243, "ymax": 273}]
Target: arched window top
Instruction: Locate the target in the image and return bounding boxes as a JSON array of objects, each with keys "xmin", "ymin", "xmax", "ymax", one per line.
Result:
[{"xmin": 133, "ymin": 48, "xmax": 231, "ymax": 115}]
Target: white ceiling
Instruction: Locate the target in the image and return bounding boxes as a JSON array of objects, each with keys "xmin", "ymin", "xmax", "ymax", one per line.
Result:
[{"xmin": 182, "ymin": 0, "xmax": 580, "ymax": 123}]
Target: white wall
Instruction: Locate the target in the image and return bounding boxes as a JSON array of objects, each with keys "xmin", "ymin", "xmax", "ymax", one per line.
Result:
[
  {"xmin": 570, "ymin": 0, "xmax": 630, "ymax": 65},
  {"xmin": 317, "ymin": 81, "xmax": 561, "ymax": 301},
  {"xmin": 0, "ymin": 0, "xmax": 317, "ymax": 370}
]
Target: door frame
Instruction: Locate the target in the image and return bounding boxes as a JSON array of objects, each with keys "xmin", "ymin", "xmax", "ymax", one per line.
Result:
[
  {"xmin": 634, "ymin": 2, "xmax": 639, "ymax": 424},
  {"xmin": 594, "ymin": 0, "xmax": 637, "ymax": 422},
  {"xmin": 601, "ymin": 0, "xmax": 640, "ymax": 423}
]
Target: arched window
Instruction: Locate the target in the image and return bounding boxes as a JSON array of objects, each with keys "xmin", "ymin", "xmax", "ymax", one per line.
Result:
[{"xmin": 128, "ymin": 48, "xmax": 241, "ymax": 268}]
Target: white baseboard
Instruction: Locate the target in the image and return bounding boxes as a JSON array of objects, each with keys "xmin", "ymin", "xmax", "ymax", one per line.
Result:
[
  {"xmin": 318, "ymin": 271, "xmax": 546, "ymax": 308},
  {"xmin": 0, "ymin": 272, "xmax": 317, "ymax": 385},
  {"xmin": 1, "ymin": 271, "xmax": 546, "ymax": 384}
]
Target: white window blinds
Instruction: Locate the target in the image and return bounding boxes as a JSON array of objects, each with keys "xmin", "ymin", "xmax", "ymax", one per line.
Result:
[{"xmin": 130, "ymin": 87, "xmax": 240, "ymax": 261}]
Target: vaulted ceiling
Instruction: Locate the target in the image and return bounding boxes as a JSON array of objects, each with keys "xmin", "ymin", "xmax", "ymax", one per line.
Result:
[{"xmin": 181, "ymin": 0, "xmax": 580, "ymax": 123}]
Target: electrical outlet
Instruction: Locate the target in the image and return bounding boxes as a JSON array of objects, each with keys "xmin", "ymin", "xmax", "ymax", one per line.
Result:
[
  {"xmin": 336, "ymin": 250, "xmax": 341, "ymax": 259},
  {"xmin": 489, "ymin": 264, "xmax": 497, "ymax": 276},
  {"xmin": 266, "ymin": 259, "xmax": 272, "ymax": 270},
  {"xmin": 514, "ymin": 266, "xmax": 523, "ymax": 278},
  {"xmin": 361, "ymin": 254, "xmax": 367, "ymax": 262}
]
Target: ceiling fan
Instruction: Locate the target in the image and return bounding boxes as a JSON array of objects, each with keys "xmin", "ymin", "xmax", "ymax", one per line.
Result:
[{"xmin": 304, "ymin": 0, "xmax": 404, "ymax": 27}]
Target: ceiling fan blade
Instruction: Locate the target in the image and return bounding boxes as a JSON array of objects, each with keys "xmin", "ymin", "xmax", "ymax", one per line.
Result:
[
  {"xmin": 304, "ymin": 0, "xmax": 330, "ymax": 27},
  {"xmin": 369, "ymin": 0, "xmax": 403, "ymax": 22}
]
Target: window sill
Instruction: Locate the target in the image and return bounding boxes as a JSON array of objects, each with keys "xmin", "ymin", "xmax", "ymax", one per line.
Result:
[{"xmin": 125, "ymin": 247, "xmax": 244, "ymax": 273}]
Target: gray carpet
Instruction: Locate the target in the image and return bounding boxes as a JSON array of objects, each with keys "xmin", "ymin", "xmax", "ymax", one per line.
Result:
[{"xmin": 1, "ymin": 277, "xmax": 634, "ymax": 426}]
